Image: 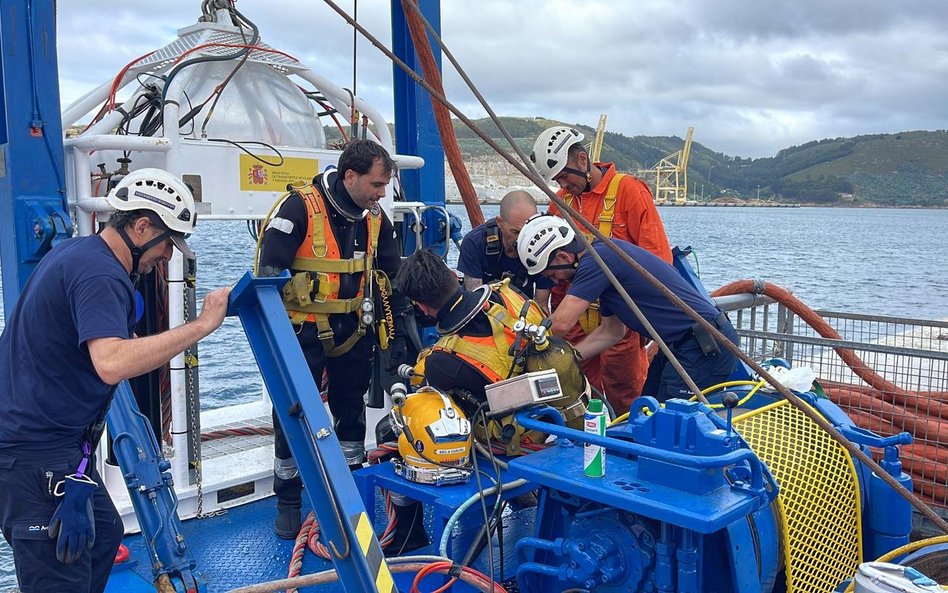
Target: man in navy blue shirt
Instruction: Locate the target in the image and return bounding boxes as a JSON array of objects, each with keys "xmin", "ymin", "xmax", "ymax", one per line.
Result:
[
  {"xmin": 457, "ymin": 190, "xmax": 552, "ymax": 313},
  {"xmin": 0, "ymin": 169, "xmax": 231, "ymax": 593},
  {"xmin": 517, "ymin": 214, "xmax": 739, "ymax": 403}
]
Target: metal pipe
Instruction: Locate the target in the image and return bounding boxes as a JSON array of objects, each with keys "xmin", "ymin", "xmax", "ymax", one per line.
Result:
[
  {"xmin": 516, "ymin": 407, "xmax": 764, "ymax": 489},
  {"xmin": 64, "ymin": 134, "xmax": 172, "ymax": 152},
  {"xmin": 61, "ymin": 78, "xmax": 115, "ymax": 129},
  {"xmin": 167, "ymin": 249, "xmax": 191, "ymax": 489},
  {"xmin": 72, "ymin": 149, "xmax": 95, "ymax": 236},
  {"xmin": 75, "ymin": 197, "xmax": 111, "ymax": 214},
  {"xmin": 392, "ymin": 154, "xmax": 425, "ymax": 169},
  {"xmin": 713, "ymin": 293, "xmax": 775, "ymax": 311},
  {"xmin": 294, "ymin": 68, "xmax": 393, "ymax": 152},
  {"xmin": 161, "ymin": 68, "xmax": 196, "ymax": 174}
]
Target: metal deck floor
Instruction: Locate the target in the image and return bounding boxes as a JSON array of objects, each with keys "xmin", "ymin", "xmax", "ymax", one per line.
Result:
[{"xmin": 108, "ymin": 486, "xmax": 536, "ymax": 592}]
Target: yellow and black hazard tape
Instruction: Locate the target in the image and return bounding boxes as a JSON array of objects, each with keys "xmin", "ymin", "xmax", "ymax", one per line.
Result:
[{"xmin": 351, "ymin": 511, "xmax": 395, "ymax": 593}]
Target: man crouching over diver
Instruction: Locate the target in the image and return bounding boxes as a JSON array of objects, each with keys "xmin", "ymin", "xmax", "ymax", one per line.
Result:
[
  {"xmin": 379, "ymin": 249, "xmax": 590, "ymax": 554},
  {"xmin": 395, "ymin": 249, "xmax": 590, "ymax": 437},
  {"xmin": 517, "ymin": 214, "xmax": 740, "ymax": 402}
]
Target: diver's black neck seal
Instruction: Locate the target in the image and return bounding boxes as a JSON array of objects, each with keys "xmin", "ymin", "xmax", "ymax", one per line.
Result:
[{"xmin": 435, "ymin": 286, "xmax": 491, "ymax": 335}]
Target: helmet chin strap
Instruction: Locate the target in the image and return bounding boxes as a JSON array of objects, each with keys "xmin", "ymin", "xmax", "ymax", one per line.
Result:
[
  {"xmin": 583, "ymin": 157, "xmax": 593, "ymax": 193},
  {"xmin": 544, "ymin": 252, "xmax": 580, "ymax": 271},
  {"xmin": 558, "ymin": 160, "xmax": 593, "ymax": 193},
  {"xmin": 117, "ymin": 226, "xmax": 171, "ymax": 284}
]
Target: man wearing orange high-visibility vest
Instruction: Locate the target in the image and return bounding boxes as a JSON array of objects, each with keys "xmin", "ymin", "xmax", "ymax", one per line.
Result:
[{"xmin": 531, "ymin": 126, "xmax": 672, "ymax": 415}]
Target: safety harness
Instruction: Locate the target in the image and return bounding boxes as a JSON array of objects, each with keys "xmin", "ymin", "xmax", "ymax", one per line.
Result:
[
  {"xmin": 276, "ymin": 184, "xmax": 383, "ymax": 357},
  {"xmin": 430, "ymin": 280, "xmax": 591, "ymax": 455},
  {"xmin": 433, "ymin": 279, "xmax": 544, "ymax": 383},
  {"xmin": 564, "ymin": 173, "xmax": 625, "ymax": 334},
  {"xmin": 480, "ymin": 219, "xmax": 531, "ymax": 291}
]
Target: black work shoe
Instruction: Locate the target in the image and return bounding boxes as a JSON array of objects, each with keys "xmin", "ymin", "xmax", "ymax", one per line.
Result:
[
  {"xmin": 386, "ymin": 502, "xmax": 429, "ymax": 556},
  {"xmin": 274, "ymin": 507, "xmax": 302, "ymax": 539}
]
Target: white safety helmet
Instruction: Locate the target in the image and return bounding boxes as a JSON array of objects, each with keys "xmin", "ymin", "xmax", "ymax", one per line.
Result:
[
  {"xmin": 517, "ymin": 214, "xmax": 576, "ymax": 275},
  {"xmin": 530, "ymin": 126, "xmax": 585, "ymax": 182},
  {"xmin": 107, "ymin": 168, "xmax": 196, "ymax": 258}
]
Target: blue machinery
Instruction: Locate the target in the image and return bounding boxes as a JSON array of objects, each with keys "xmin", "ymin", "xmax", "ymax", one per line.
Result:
[{"xmin": 0, "ymin": 1, "xmax": 924, "ymax": 592}]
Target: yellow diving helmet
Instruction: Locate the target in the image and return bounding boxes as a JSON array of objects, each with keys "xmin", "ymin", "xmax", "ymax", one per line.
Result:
[{"xmin": 391, "ymin": 386, "xmax": 473, "ymax": 485}]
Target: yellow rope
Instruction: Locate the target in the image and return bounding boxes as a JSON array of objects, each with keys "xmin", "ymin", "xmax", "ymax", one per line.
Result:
[{"xmin": 842, "ymin": 527, "xmax": 948, "ymax": 591}]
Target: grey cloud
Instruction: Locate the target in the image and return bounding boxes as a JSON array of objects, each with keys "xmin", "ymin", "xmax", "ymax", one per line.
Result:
[{"xmin": 56, "ymin": 1, "xmax": 948, "ymax": 158}]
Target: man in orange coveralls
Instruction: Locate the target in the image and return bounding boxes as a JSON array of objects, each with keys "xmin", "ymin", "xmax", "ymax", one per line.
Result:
[{"xmin": 530, "ymin": 126, "xmax": 673, "ymax": 414}]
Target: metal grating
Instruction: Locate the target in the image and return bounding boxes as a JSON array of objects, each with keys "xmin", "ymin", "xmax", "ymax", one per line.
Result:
[
  {"xmin": 131, "ymin": 29, "xmax": 302, "ymax": 74},
  {"xmin": 730, "ymin": 304, "xmax": 948, "ymax": 509},
  {"xmin": 734, "ymin": 400, "xmax": 863, "ymax": 593},
  {"xmin": 200, "ymin": 415, "xmax": 273, "ymax": 460}
]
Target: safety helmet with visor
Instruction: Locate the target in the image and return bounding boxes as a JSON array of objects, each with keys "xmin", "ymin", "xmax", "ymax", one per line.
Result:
[{"xmin": 517, "ymin": 214, "xmax": 577, "ymax": 276}]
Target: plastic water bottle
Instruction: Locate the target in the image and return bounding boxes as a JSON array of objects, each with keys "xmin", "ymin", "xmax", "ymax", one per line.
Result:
[{"xmin": 584, "ymin": 399, "xmax": 606, "ymax": 477}]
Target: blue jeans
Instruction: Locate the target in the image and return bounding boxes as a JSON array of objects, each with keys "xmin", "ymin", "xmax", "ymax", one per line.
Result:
[{"xmin": 0, "ymin": 447, "xmax": 124, "ymax": 593}]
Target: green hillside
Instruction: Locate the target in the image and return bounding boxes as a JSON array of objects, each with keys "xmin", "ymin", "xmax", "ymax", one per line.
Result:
[{"xmin": 327, "ymin": 119, "xmax": 948, "ymax": 207}]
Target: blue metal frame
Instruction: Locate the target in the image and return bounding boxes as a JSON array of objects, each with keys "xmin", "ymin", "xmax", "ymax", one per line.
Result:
[
  {"xmin": 0, "ymin": 0, "xmax": 72, "ymax": 312},
  {"xmin": 390, "ymin": 0, "xmax": 462, "ymax": 257},
  {"xmin": 508, "ymin": 400, "xmax": 780, "ymax": 593},
  {"xmin": 228, "ymin": 272, "xmax": 395, "ymax": 593},
  {"xmin": 107, "ymin": 382, "xmax": 202, "ymax": 592},
  {"xmin": 391, "ymin": 0, "xmax": 444, "ymax": 206}
]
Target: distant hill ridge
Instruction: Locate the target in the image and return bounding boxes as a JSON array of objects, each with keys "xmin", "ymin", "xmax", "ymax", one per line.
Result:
[
  {"xmin": 327, "ymin": 118, "xmax": 941, "ymax": 207},
  {"xmin": 445, "ymin": 117, "xmax": 948, "ymax": 207}
]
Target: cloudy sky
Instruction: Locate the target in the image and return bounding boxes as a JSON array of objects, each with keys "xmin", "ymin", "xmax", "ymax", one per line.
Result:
[{"xmin": 55, "ymin": 1, "xmax": 948, "ymax": 158}]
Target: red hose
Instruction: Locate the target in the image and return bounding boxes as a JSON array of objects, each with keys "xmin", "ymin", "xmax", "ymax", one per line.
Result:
[
  {"xmin": 712, "ymin": 281, "xmax": 948, "ymax": 418},
  {"xmin": 712, "ymin": 280, "xmax": 948, "ymax": 508},
  {"xmin": 401, "ymin": 0, "xmax": 484, "ymax": 228}
]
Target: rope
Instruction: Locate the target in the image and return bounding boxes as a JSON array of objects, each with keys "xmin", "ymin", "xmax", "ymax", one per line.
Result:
[
  {"xmin": 200, "ymin": 426, "xmax": 273, "ymax": 442},
  {"xmin": 323, "ymin": 0, "xmax": 947, "ymax": 535},
  {"xmin": 226, "ymin": 559, "xmax": 505, "ymax": 593},
  {"xmin": 284, "ymin": 483, "xmax": 398, "ymax": 589},
  {"xmin": 400, "ymin": 0, "xmax": 483, "ymax": 228}
]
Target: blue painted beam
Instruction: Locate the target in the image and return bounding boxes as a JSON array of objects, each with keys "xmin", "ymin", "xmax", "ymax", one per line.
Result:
[
  {"xmin": 228, "ymin": 272, "xmax": 396, "ymax": 593},
  {"xmin": 390, "ymin": 0, "xmax": 444, "ymax": 205},
  {"xmin": 0, "ymin": 0, "xmax": 72, "ymax": 311}
]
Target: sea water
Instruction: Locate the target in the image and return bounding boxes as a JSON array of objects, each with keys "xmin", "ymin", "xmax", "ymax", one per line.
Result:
[{"xmin": 1, "ymin": 205, "xmax": 947, "ymax": 587}]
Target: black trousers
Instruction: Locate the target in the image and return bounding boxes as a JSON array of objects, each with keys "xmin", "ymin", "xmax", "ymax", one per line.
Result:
[
  {"xmin": 0, "ymin": 447, "xmax": 125, "ymax": 593},
  {"xmin": 643, "ymin": 316, "xmax": 741, "ymax": 403},
  {"xmin": 273, "ymin": 322, "xmax": 373, "ymax": 507}
]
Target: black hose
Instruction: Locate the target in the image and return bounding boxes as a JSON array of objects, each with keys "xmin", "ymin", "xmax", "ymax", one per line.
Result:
[{"xmin": 160, "ymin": 5, "xmax": 259, "ymax": 109}]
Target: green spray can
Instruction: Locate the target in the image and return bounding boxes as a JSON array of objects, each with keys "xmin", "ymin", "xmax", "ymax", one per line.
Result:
[{"xmin": 583, "ymin": 399, "xmax": 606, "ymax": 477}]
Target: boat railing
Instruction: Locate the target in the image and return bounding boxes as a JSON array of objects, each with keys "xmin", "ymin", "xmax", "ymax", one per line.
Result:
[{"xmin": 717, "ymin": 295, "xmax": 948, "ymax": 516}]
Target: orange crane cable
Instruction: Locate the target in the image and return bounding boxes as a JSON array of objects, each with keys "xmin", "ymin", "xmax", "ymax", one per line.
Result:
[{"xmin": 400, "ymin": 0, "xmax": 483, "ymax": 228}]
